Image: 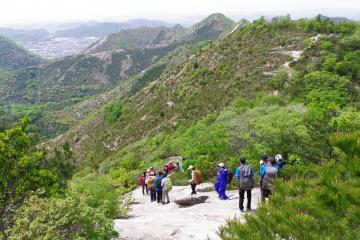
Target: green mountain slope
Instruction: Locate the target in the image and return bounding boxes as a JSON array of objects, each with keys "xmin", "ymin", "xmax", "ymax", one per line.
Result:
[
  {"xmin": 0, "ymin": 14, "xmax": 235, "ymax": 140},
  {"xmin": 0, "ymin": 35, "xmax": 42, "ymax": 69},
  {"xmin": 49, "ymin": 17, "xmax": 320, "ymax": 166}
]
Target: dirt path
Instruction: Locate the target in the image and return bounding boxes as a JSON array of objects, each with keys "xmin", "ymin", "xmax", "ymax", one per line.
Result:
[{"xmin": 114, "ymin": 184, "xmax": 261, "ymax": 240}]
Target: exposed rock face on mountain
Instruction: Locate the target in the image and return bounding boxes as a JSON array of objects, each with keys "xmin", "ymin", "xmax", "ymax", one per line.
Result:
[
  {"xmin": 114, "ymin": 185, "xmax": 261, "ymax": 240},
  {"xmin": 0, "ymin": 36, "xmax": 42, "ymax": 69}
]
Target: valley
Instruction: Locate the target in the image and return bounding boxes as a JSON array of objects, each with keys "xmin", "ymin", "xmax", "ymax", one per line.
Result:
[{"xmin": 0, "ymin": 7, "xmax": 359, "ymax": 240}]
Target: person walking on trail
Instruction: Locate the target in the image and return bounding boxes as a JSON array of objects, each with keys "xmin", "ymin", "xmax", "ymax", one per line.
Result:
[
  {"xmin": 188, "ymin": 165, "xmax": 201, "ymax": 195},
  {"xmin": 261, "ymin": 157, "xmax": 279, "ymax": 201},
  {"xmin": 235, "ymin": 157, "xmax": 255, "ymax": 212},
  {"xmin": 154, "ymin": 171, "xmax": 164, "ymax": 204},
  {"xmin": 259, "ymin": 154, "xmax": 268, "ymax": 201},
  {"xmin": 161, "ymin": 174, "xmax": 172, "ymax": 204},
  {"xmin": 146, "ymin": 172, "xmax": 156, "ymax": 202},
  {"xmin": 216, "ymin": 163, "xmax": 229, "ymax": 200},
  {"xmin": 139, "ymin": 171, "xmax": 146, "ymax": 195}
]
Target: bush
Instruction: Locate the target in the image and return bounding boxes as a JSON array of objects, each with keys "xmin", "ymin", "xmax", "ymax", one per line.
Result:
[
  {"xmin": 8, "ymin": 195, "xmax": 118, "ymax": 240},
  {"xmin": 104, "ymin": 102, "xmax": 123, "ymax": 124}
]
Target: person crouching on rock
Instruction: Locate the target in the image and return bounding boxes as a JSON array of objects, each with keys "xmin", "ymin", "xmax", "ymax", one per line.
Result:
[
  {"xmin": 154, "ymin": 171, "xmax": 164, "ymax": 204},
  {"xmin": 217, "ymin": 163, "xmax": 229, "ymax": 200},
  {"xmin": 188, "ymin": 165, "xmax": 201, "ymax": 195}
]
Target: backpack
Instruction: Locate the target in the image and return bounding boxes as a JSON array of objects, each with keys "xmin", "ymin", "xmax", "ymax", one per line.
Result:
[
  {"xmin": 164, "ymin": 177, "xmax": 173, "ymax": 190},
  {"xmin": 227, "ymin": 169, "xmax": 234, "ymax": 184},
  {"xmin": 194, "ymin": 170, "xmax": 201, "ymax": 185},
  {"xmin": 262, "ymin": 166, "xmax": 278, "ymax": 190},
  {"xmin": 155, "ymin": 177, "xmax": 162, "ymax": 190},
  {"xmin": 147, "ymin": 176, "xmax": 155, "ymax": 189},
  {"xmin": 239, "ymin": 165, "xmax": 255, "ymax": 190}
]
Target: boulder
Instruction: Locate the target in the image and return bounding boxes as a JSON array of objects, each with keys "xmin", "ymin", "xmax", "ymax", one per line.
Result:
[{"xmin": 174, "ymin": 195, "xmax": 209, "ymax": 207}]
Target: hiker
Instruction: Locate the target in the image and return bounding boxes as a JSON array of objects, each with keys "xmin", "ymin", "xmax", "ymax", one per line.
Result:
[
  {"xmin": 139, "ymin": 171, "xmax": 146, "ymax": 195},
  {"xmin": 146, "ymin": 172, "xmax": 156, "ymax": 202},
  {"xmin": 149, "ymin": 167, "xmax": 156, "ymax": 176},
  {"xmin": 161, "ymin": 173, "xmax": 172, "ymax": 204},
  {"xmin": 216, "ymin": 163, "xmax": 229, "ymax": 200},
  {"xmin": 163, "ymin": 164, "xmax": 169, "ymax": 174},
  {"xmin": 188, "ymin": 165, "xmax": 201, "ymax": 194},
  {"xmin": 259, "ymin": 154, "xmax": 268, "ymax": 201},
  {"xmin": 236, "ymin": 157, "xmax": 255, "ymax": 212},
  {"xmin": 168, "ymin": 162, "xmax": 175, "ymax": 171},
  {"xmin": 275, "ymin": 154, "xmax": 285, "ymax": 170},
  {"xmin": 154, "ymin": 171, "xmax": 164, "ymax": 203},
  {"xmin": 261, "ymin": 157, "xmax": 279, "ymax": 201}
]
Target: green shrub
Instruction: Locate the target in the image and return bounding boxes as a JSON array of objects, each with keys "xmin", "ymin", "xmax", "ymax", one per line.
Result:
[
  {"xmin": 104, "ymin": 102, "xmax": 123, "ymax": 124},
  {"xmin": 8, "ymin": 195, "xmax": 118, "ymax": 240}
]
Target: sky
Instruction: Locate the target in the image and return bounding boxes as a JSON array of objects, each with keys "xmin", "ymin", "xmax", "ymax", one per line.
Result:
[{"xmin": 1, "ymin": 0, "xmax": 360, "ymax": 26}]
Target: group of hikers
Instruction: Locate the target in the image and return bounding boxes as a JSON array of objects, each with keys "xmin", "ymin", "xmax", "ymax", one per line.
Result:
[
  {"xmin": 139, "ymin": 162, "xmax": 181, "ymax": 204},
  {"xmin": 139, "ymin": 154, "xmax": 284, "ymax": 211},
  {"xmin": 216, "ymin": 154, "xmax": 284, "ymax": 212}
]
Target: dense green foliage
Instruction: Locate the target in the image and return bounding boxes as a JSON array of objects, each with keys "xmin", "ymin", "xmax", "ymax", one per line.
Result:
[
  {"xmin": 0, "ymin": 119, "xmax": 132, "ymax": 239},
  {"xmin": 218, "ymin": 131, "xmax": 360, "ymax": 240}
]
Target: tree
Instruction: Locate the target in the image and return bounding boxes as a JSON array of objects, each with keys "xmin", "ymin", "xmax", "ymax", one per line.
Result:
[{"xmin": 0, "ymin": 118, "xmax": 60, "ymax": 238}]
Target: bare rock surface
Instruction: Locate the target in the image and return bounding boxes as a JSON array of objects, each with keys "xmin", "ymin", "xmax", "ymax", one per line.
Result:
[{"xmin": 114, "ymin": 184, "xmax": 261, "ymax": 240}]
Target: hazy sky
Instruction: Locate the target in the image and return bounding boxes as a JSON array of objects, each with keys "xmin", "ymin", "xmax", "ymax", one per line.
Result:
[{"xmin": 1, "ymin": 0, "xmax": 359, "ymax": 25}]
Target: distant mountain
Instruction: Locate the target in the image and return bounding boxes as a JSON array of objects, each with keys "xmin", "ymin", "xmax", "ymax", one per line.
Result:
[
  {"xmin": 188, "ymin": 13, "xmax": 236, "ymax": 42},
  {"xmin": 53, "ymin": 19, "xmax": 176, "ymax": 38},
  {"xmin": 122, "ymin": 19, "xmax": 175, "ymax": 29},
  {"xmin": 53, "ymin": 22, "xmax": 124, "ymax": 38},
  {"xmin": 0, "ymin": 28, "xmax": 50, "ymax": 42},
  {"xmin": 0, "ymin": 35, "xmax": 42, "ymax": 69},
  {"xmin": 86, "ymin": 13, "xmax": 235, "ymax": 54}
]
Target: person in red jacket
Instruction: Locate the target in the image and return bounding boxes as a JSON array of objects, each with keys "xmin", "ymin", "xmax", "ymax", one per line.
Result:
[{"xmin": 139, "ymin": 171, "xmax": 146, "ymax": 195}]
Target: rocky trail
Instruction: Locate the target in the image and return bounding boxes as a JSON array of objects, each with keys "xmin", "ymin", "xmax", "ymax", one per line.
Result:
[{"xmin": 115, "ymin": 184, "xmax": 261, "ymax": 240}]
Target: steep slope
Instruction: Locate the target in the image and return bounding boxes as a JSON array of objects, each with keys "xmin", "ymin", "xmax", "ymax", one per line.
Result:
[
  {"xmin": 0, "ymin": 35, "xmax": 42, "ymax": 69},
  {"xmin": 49, "ymin": 18, "xmax": 317, "ymax": 166},
  {"xmin": 1, "ymin": 14, "xmax": 234, "ymax": 141}
]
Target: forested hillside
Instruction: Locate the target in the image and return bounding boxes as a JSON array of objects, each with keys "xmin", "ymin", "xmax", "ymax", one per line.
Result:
[
  {"xmin": 0, "ymin": 14, "xmax": 234, "ymax": 140},
  {"xmin": 0, "ymin": 15, "xmax": 359, "ymax": 239},
  {"xmin": 0, "ymin": 35, "xmax": 42, "ymax": 69}
]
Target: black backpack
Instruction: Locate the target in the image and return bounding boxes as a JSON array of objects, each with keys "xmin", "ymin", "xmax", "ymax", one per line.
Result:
[{"xmin": 227, "ymin": 169, "xmax": 234, "ymax": 184}]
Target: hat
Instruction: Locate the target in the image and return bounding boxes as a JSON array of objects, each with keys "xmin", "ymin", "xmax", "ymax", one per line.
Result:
[
  {"xmin": 187, "ymin": 165, "xmax": 194, "ymax": 170},
  {"xmin": 275, "ymin": 154, "xmax": 283, "ymax": 161},
  {"xmin": 260, "ymin": 154, "xmax": 268, "ymax": 160},
  {"xmin": 218, "ymin": 163, "xmax": 225, "ymax": 168}
]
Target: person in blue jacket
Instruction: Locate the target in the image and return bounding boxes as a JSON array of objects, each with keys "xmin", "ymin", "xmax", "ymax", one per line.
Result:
[
  {"xmin": 154, "ymin": 171, "xmax": 164, "ymax": 204},
  {"xmin": 258, "ymin": 155, "xmax": 268, "ymax": 201},
  {"xmin": 216, "ymin": 163, "xmax": 229, "ymax": 200}
]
